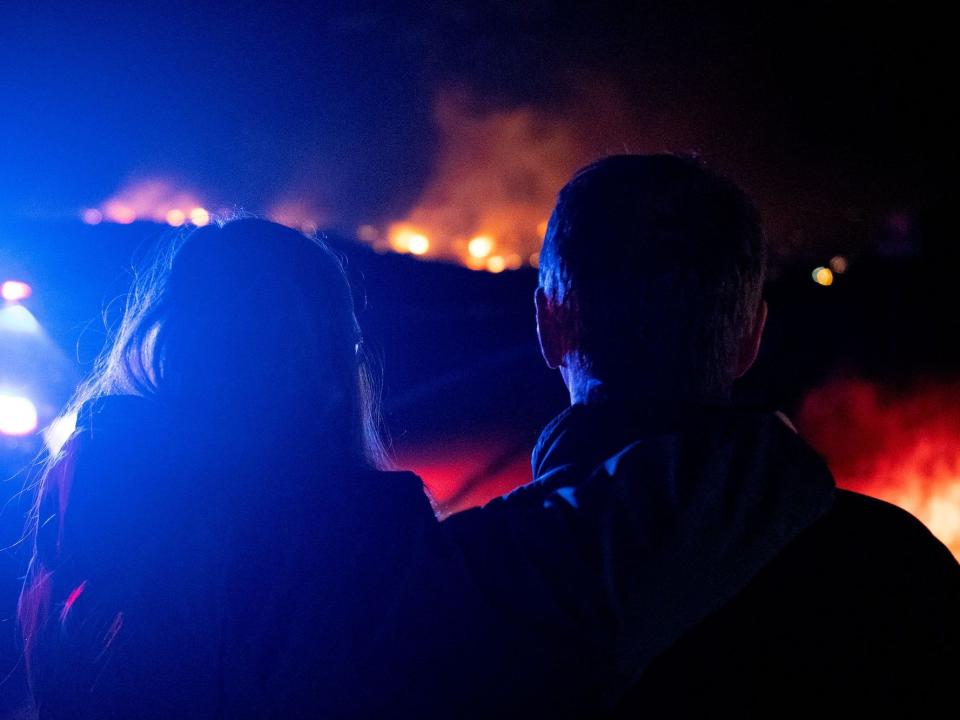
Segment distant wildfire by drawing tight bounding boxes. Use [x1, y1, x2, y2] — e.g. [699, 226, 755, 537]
[366, 91, 603, 271]
[83, 178, 212, 228]
[84, 85, 672, 272]
[797, 379, 960, 560]
[364, 85, 653, 271]
[84, 119, 569, 266]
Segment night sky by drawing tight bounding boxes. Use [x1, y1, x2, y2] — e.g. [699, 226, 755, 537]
[1, 1, 954, 257]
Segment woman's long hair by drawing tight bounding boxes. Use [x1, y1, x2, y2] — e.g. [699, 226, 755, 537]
[18, 218, 388, 676]
[66, 217, 385, 464]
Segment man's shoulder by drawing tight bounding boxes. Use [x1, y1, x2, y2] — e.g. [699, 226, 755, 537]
[750, 487, 960, 617]
[814, 489, 957, 568]
[830, 488, 931, 532]
[623, 488, 960, 717]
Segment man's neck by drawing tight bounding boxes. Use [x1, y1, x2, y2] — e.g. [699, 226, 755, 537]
[564, 369, 605, 406]
[563, 367, 727, 412]
[565, 369, 662, 408]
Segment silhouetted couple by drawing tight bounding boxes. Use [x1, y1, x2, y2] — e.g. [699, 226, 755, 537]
[15, 156, 959, 718]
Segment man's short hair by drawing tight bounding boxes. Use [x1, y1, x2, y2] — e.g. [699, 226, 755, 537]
[540, 154, 766, 400]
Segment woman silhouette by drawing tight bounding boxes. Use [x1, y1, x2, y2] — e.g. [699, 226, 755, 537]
[19, 219, 437, 717]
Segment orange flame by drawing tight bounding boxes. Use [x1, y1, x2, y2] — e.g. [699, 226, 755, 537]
[366, 86, 639, 269]
[797, 379, 960, 559]
[91, 179, 209, 227]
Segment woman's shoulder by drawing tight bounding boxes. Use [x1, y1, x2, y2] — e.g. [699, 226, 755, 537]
[74, 394, 165, 435]
[43, 396, 188, 542]
[362, 468, 424, 486]
[351, 468, 439, 522]
[62, 395, 169, 472]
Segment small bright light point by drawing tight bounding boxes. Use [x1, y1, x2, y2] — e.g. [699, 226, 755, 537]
[2, 280, 32, 302]
[165, 209, 186, 227]
[830, 255, 849, 274]
[190, 207, 210, 226]
[388, 226, 430, 255]
[407, 234, 430, 255]
[812, 266, 834, 286]
[43, 411, 78, 455]
[487, 256, 506, 273]
[0, 395, 38, 436]
[468, 236, 494, 259]
[81, 208, 103, 225]
[0, 305, 41, 333]
[390, 226, 430, 255]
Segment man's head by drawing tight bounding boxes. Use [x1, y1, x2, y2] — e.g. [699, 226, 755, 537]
[536, 154, 767, 405]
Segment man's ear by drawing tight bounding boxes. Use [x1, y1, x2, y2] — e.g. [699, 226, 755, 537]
[733, 300, 768, 379]
[535, 287, 564, 369]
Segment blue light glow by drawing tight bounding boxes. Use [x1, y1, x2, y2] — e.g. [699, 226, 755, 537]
[0, 305, 41, 334]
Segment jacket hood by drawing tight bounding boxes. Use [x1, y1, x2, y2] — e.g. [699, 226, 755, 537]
[533, 401, 834, 521]
[526, 400, 836, 702]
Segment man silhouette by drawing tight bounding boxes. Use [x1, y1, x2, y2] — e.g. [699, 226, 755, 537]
[530, 154, 960, 716]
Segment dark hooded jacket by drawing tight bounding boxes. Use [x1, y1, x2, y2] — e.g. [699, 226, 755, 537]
[21, 396, 836, 718]
[527, 401, 960, 718]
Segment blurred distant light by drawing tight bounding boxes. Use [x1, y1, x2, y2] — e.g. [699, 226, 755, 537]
[0, 305, 41, 333]
[829, 255, 849, 274]
[356, 224, 379, 243]
[812, 266, 834, 286]
[537, 220, 549, 238]
[105, 203, 136, 224]
[81, 208, 103, 225]
[43, 411, 78, 455]
[487, 256, 506, 273]
[2, 280, 32, 302]
[408, 234, 430, 255]
[468, 236, 494, 259]
[505, 254, 523, 270]
[0, 395, 38, 436]
[190, 207, 210, 226]
[389, 226, 430, 255]
[165, 209, 186, 227]
[529, 252, 540, 268]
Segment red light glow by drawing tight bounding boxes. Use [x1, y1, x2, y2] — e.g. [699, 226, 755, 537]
[798, 379, 960, 560]
[393, 437, 530, 518]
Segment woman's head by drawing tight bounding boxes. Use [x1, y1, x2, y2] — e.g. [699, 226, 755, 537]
[18, 220, 386, 684]
[76, 218, 385, 467]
